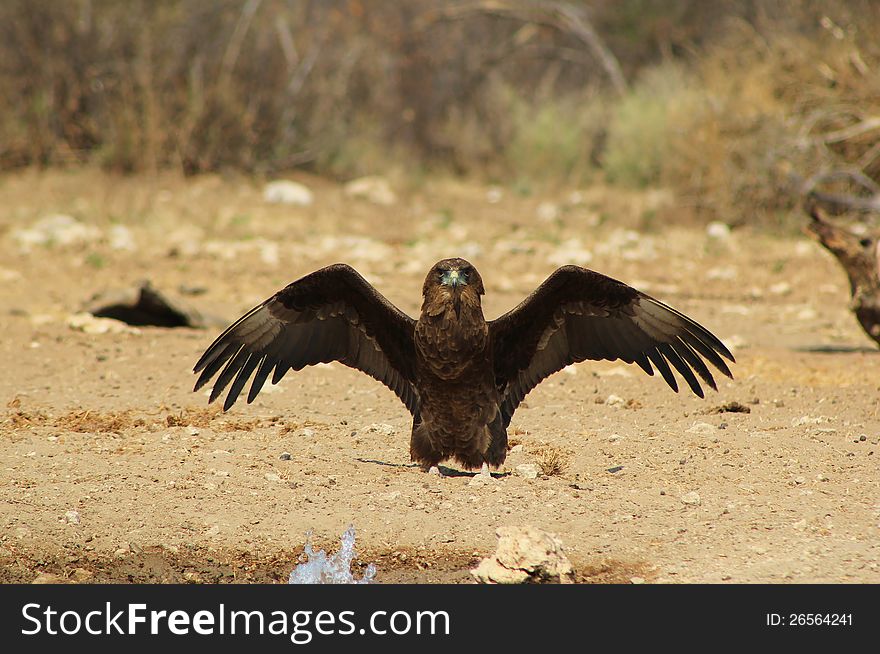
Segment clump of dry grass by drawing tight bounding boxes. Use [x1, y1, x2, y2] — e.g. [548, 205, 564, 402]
[529, 443, 572, 477]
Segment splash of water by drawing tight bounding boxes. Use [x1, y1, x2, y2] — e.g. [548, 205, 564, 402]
[288, 525, 376, 584]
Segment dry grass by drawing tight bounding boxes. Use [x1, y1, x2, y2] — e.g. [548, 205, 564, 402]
[529, 443, 572, 477]
[56, 409, 145, 434]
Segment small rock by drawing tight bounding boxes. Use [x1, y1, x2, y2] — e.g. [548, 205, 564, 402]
[13, 214, 102, 251]
[64, 510, 81, 525]
[681, 491, 701, 506]
[279, 452, 292, 460]
[297, 428, 315, 438]
[706, 221, 731, 240]
[264, 472, 281, 482]
[108, 225, 136, 251]
[471, 526, 574, 584]
[536, 201, 559, 222]
[605, 394, 626, 407]
[263, 180, 314, 206]
[546, 238, 593, 267]
[366, 423, 395, 436]
[343, 176, 396, 205]
[67, 312, 139, 335]
[70, 568, 94, 583]
[687, 422, 717, 435]
[486, 187, 503, 204]
[629, 576, 646, 584]
[515, 464, 540, 479]
[509, 444, 524, 454]
[32, 572, 65, 585]
[769, 282, 792, 296]
[468, 473, 497, 487]
[707, 265, 738, 281]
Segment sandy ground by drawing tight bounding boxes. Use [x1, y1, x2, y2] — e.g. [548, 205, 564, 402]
[0, 169, 877, 584]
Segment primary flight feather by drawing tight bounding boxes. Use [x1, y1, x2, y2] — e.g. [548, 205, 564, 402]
[193, 259, 734, 471]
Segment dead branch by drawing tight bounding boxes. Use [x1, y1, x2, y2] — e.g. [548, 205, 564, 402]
[421, 0, 628, 94]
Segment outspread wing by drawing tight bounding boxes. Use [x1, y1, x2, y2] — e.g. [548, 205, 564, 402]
[193, 264, 419, 413]
[489, 265, 734, 425]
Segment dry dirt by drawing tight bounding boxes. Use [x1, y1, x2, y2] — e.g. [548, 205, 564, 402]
[0, 169, 878, 584]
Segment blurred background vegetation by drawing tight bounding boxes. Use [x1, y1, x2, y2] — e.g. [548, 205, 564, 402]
[1, 0, 879, 226]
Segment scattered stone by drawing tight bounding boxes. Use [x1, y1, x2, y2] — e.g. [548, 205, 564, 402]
[366, 423, 395, 436]
[297, 428, 315, 438]
[769, 282, 792, 296]
[606, 465, 624, 474]
[468, 473, 497, 487]
[486, 187, 503, 204]
[681, 491, 702, 506]
[471, 526, 574, 584]
[67, 312, 140, 335]
[687, 422, 717, 435]
[794, 476, 806, 485]
[63, 510, 81, 525]
[12, 214, 102, 250]
[32, 572, 65, 585]
[343, 176, 396, 205]
[605, 394, 626, 407]
[70, 568, 94, 583]
[108, 225, 136, 251]
[263, 180, 314, 206]
[546, 238, 593, 267]
[536, 201, 559, 222]
[279, 452, 292, 460]
[630, 576, 646, 584]
[796, 307, 817, 321]
[515, 464, 540, 479]
[509, 444, 524, 454]
[265, 472, 282, 483]
[706, 221, 731, 240]
[707, 265, 738, 281]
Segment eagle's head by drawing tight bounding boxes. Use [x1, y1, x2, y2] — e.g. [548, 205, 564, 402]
[422, 258, 485, 317]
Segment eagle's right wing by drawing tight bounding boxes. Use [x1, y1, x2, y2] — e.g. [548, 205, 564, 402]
[193, 264, 419, 414]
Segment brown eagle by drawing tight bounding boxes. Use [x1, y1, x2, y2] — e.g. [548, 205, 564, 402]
[193, 259, 734, 473]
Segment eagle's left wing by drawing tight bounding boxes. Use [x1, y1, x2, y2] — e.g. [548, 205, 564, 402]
[489, 266, 734, 426]
[193, 264, 419, 413]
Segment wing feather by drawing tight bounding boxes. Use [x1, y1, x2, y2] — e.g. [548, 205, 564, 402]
[193, 264, 418, 414]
